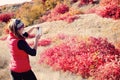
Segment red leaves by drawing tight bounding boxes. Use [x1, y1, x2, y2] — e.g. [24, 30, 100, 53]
[96, 4, 120, 19]
[39, 36, 120, 78]
[41, 0, 46, 3]
[86, 0, 120, 20]
[3, 28, 10, 34]
[0, 36, 7, 41]
[79, 0, 94, 5]
[65, 15, 79, 23]
[99, 0, 120, 6]
[28, 34, 35, 38]
[52, 3, 69, 14]
[70, 0, 78, 3]
[40, 3, 79, 23]
[93, 61, 120, 80]
[38, 39, 51, 46]
[0, 13, 14, 23]
[28, 38, 51, 47]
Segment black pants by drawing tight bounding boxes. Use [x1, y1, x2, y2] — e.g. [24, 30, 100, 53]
[11, 70, 37, 80]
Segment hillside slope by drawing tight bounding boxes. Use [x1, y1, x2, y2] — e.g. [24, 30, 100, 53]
[1, 13, 120, 80]
[40, 13, 120, 45]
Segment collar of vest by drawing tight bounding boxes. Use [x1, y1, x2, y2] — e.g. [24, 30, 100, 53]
[9, 32, 18, 39]
[9, 32, 25, 40]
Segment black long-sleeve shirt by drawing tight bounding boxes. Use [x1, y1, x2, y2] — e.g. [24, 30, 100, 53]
[17, 32, 36, 56]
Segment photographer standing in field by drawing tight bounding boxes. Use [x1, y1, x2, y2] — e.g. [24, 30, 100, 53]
[7, 18, 41, 80]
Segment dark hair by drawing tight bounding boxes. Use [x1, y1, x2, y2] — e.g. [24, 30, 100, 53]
[8, 19, 24, 39]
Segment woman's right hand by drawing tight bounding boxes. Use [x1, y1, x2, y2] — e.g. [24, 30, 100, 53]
[35, 34, 41, 42]
[34, 24, 41, 28]
[33, 34, 41, 50]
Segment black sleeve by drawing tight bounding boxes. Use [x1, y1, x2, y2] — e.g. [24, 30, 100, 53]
[18, 40, 36, 56]
[23, 32, 29, 38]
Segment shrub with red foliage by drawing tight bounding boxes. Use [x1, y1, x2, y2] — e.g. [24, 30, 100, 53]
[64, 15, 79, 23]
[70, 0, 78, 3]
[39, 36, 120, 78]
[93, 61, 120, 80]
[79, 0, 94, 6]
[38, 39, 51, 46]
[41, 0, 46, 3]
[40, 3, 79, 23]
[87, 0, 120, 19]
[52, 3, 69, 14]
[0, 36, 7, 41]
[3, 28, 9, 34]
[28, 41, 34, 46]
[0, 13, 14, 23]
[57, 33, 68, 40]
[28, 38, 51, 47]
[85, 7, 96, 14]
[28, 34, 35, 38]
[99, 0, 120, 6]
[96, 4, 120, 19]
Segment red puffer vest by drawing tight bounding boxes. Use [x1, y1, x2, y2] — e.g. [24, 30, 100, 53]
[7, 32, 31, 73]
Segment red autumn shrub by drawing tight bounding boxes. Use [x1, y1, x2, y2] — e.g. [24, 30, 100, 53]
[39, 36, 120, 78]
[38, 39, 51, 46]
[93, 61, 120, 80]
[28, 41, 34, 46]
[28, 38, 51, 47]
[79, 0, 94, 6]
[0, 13, 14, 23]
[40, 3, 79, 23]
[3, 27, 9, 34]
[41, 0, 46, 3]
[96, 4, 120, 19]
[87, 1, 120, 19]
[52, 3, 69, 14]
[28, 34, 35, 38]
[85, 7, 97, 14]
[57, 33, 68, 40]
[41, 11, 79, 23]
[0, 36, 7, 41]
[99, 0, 120, 6]
[70, 0, 78, 3]
[64, 15, 79, 23]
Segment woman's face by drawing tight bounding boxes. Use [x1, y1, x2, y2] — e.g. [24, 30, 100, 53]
[18, 26, 24, 35]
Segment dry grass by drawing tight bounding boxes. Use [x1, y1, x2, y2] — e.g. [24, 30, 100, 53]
[1, 9, 120, 80]
[0, 40, 10, 80]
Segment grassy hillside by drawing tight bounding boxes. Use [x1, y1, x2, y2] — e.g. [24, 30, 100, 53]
[1, 0, 120, 80]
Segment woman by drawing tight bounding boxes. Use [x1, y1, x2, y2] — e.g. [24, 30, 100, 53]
[7, 19, 41, 80]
